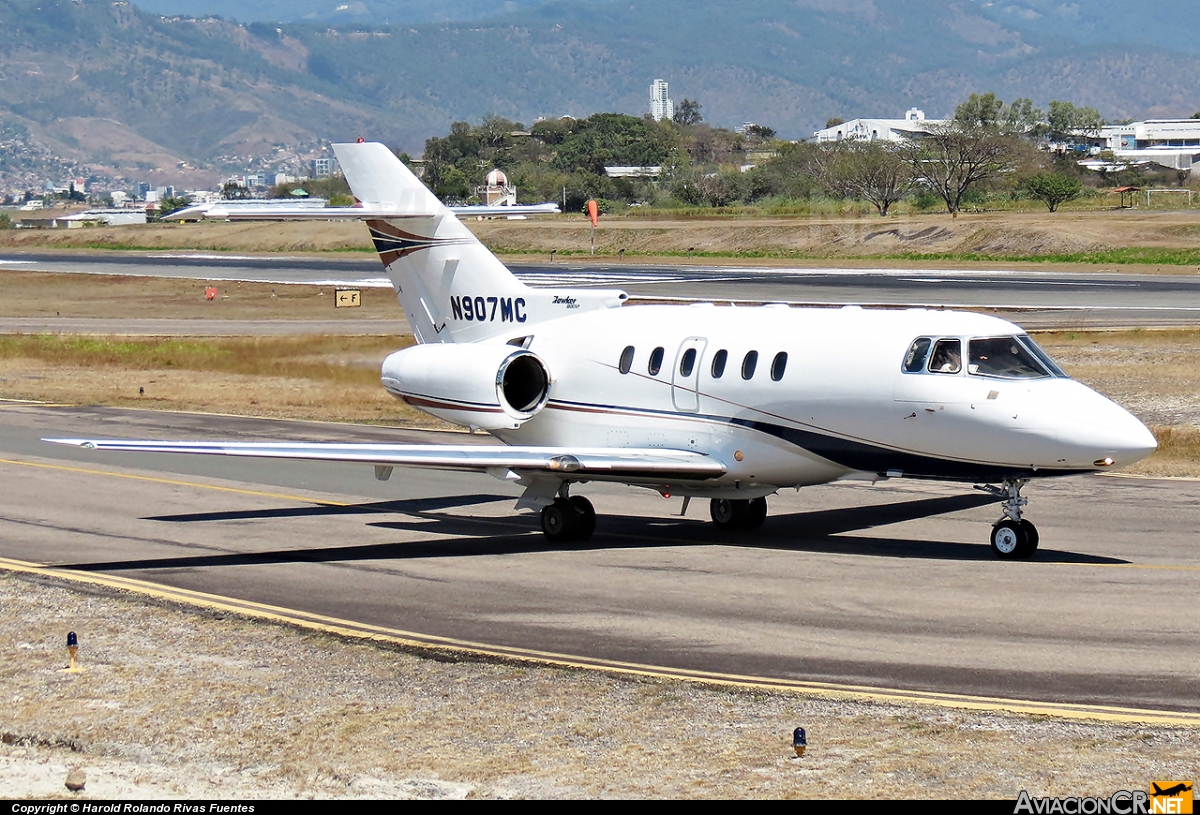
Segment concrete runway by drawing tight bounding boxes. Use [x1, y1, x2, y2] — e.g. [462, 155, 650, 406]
[2, 404, 1197, 714]
[5, 250, 1200, 328]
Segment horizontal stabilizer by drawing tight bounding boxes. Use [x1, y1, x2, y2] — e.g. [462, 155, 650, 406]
[44, 439, 725, 482]
[163, 202, 561, 221]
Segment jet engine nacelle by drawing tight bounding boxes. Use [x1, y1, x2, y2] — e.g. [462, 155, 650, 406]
[380, 343, 551, 430]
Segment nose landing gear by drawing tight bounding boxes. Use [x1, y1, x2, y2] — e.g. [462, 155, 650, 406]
[981, 479, 1039, 560]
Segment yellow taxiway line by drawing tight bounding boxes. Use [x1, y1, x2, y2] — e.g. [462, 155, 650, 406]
[3, 454, 1200, 725]
[2, 554, 1198, 727]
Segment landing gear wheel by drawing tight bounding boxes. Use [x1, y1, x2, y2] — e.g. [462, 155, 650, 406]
[744, 497, 768, 529]
[990, 520, 1030, 560]
[1019, 519, 1039, 556]
[710, 498, 767, 530]
[568, 495, 596, 541]
[710, 498, 745, 529]
[541, 501, 578, 542]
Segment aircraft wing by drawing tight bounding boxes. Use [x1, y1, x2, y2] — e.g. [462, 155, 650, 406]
[42, 439, 725, 482]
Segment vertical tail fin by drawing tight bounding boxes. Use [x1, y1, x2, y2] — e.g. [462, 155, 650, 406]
[333, 141, 532, 344]
[334, 141, 627, 344]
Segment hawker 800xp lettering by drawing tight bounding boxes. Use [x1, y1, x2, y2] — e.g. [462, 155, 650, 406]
[48, 141, 1158, 558]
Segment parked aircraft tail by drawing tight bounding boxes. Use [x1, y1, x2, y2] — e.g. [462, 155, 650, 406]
[333, 141, 626, 344]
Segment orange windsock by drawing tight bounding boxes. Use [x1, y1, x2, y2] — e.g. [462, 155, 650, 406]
[587, 199, 599, 228]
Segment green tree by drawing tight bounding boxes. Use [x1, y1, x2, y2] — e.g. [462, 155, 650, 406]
[221, 182, 252, 200]
[1046, 101, 1104, 143]
[901, 123, 1024, 213]
[1022, 172, 1083, 212]
[0, 213, 14, 230]
[673, 98, 703, 126]
[955, 93, 1042, 134]
[157, 195, 193, 218]
[817, 141, 914, 216]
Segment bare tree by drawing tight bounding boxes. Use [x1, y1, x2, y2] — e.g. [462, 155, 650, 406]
[901, 123, 1023, 213]
[816, 141, 914, 216]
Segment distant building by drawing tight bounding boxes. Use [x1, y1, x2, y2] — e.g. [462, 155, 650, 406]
[813, 108, 943, 143]
[60, 208, 148, 227]
[311, 157, 338, 178]
[477, 169, 516, 206]
[604, 166, 662, 179]
[649, 79, 674, 122]
[1090, 120, 1200, 174]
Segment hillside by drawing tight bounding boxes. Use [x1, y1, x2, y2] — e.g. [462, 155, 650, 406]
[1, 0, 1198, 187]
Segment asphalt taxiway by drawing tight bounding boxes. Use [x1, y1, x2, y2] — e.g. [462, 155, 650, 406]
[5, 250, 1200, 329]
[2, 404, 1197, 717]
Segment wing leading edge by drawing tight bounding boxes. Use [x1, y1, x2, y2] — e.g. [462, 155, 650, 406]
[42, 439, 726, 482]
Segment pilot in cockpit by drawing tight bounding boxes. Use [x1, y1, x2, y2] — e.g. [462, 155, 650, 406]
[929, 340, 961, 373]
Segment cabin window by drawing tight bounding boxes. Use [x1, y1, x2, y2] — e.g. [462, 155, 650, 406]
[711, 349, 728, 379]
[648, 346, 665, 376]
[741, 350, 758, 380]
[679, 347, 697, 378]
[927, 339, 961, 374]
[770, 352, 788, 381]
[618, 345, 635, 374]
[968, 336, 1052, 379]
[903, 337, 932, 373]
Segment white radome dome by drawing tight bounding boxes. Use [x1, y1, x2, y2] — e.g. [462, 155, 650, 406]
[486, 169, 507, 186]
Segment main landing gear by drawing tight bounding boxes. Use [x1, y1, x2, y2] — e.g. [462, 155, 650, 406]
[709, 497, 768, 530]
[540, 484, 596, 543]
[982, 478, 1039, 560]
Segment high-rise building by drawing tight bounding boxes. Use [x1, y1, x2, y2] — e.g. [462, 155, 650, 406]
[649, 79, 674, 122]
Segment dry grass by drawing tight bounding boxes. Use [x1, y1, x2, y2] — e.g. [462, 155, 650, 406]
[0, 334, 438, 426]
[6, 209, 1200, 267]
[0, 271, 398, 322]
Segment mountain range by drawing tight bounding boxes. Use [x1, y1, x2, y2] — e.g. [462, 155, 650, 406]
[1, 0, 1197, 187]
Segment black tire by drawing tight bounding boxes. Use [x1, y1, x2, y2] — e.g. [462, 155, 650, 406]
[990, 519, 1029, 560]
[744, 497, 768, 529]
[710, 498, 742, 528]
[568, 495, 596, 541]
[1018, 519, 1040, 557]
[541, 501, 578, 542]
[711, 498, 761, 529]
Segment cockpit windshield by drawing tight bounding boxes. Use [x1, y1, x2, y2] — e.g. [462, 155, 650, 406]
[1016, 334, 1068, 378]
[968, 336, 1065, 379]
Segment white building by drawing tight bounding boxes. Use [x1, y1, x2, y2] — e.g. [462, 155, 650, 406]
[813, 108, 944, 143]
[1092, 120, 1200, 173]
[649, 79, 674, 122]
[477, 169, 516, 206]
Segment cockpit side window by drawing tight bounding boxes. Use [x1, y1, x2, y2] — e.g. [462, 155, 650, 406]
[928, 338, 961, 374]
[968, 336, 1051, 379]
[903, 337, 932, 373]
[1017, 335, 1068, 378]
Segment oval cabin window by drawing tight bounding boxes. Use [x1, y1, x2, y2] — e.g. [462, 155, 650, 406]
[679, 348, 696, 377]
[648, 346, 665, 376]
[618, 345, 635, 374]
[771, 352, 788, 381]
[711, 349, 728, 379]
[742, 350, 758, 380]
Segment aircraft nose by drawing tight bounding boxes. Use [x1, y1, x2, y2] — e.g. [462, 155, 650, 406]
[1057, 390, 1157, 469]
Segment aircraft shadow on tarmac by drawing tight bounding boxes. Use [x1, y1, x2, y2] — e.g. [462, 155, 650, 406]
[65, 491, 1126, 572]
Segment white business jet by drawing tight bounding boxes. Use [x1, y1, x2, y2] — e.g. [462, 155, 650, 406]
[47, 141, 1158, 559]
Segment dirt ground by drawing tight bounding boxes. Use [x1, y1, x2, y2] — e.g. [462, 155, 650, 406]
[2, 572, 1196, 800]
[3, 208, 1200, 267]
